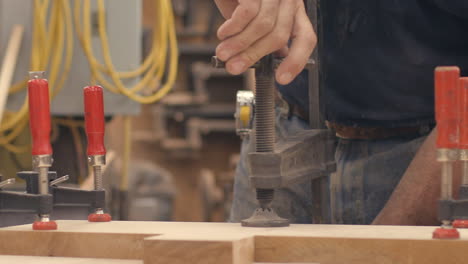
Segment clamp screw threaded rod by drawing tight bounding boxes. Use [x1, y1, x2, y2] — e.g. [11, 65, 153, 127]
[94, 166, 103, 190]
[253, 55, 276, 208]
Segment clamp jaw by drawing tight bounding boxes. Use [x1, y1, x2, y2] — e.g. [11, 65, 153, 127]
[19, 171, 106, 219]
[0, 173, 54, 228]
[0, 172, 107, 228]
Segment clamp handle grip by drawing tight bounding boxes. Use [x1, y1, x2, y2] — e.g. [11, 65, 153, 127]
[84, 85, 106, 156]
[28, 72, 52, 156]
[459, 77, 468, 149]
[435, 66, 460, 149]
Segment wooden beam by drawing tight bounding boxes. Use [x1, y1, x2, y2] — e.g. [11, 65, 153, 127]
[144, 234, 254, 264]
[0, 220, 468, 264]
[0, 221, 151, 259]
[0, 24, 24, 125]
[0, 255, 142, 264]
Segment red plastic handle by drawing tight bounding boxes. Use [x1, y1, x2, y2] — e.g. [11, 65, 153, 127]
[459, 77, 468, 149]
[28, 77, 52, 156]
[84, 85, 106, 156]
[435, 66, 460, 149]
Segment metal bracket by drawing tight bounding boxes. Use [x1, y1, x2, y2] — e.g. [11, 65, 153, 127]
[18, 171, 106, 213]
[0, 178, 15, 189]
[248, 129, 336, 189]
[52, 187, 105, 212]
[438, 186, 468, 221]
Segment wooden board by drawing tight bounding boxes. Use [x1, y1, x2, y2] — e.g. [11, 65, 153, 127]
[0, 220, 468, 264]
[0, 255, 142, 264]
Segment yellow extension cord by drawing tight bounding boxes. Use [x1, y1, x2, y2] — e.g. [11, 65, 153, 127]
[74, 0, 178, 103]
[0, 1, 178, 192]
[0, 0, 74, 153]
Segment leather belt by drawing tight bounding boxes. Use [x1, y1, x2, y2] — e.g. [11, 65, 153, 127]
[326, 121, 433, 140]
[275, 90, 432, 140]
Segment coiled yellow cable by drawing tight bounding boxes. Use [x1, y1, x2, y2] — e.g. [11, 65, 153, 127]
[0, 0, 73, 153]
[75, 0, 178, 103]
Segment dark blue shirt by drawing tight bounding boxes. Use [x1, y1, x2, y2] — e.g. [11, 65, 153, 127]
[278, 0, 468, 127]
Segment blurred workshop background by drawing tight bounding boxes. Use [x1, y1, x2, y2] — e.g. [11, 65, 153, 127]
[0, 0, 251, 223]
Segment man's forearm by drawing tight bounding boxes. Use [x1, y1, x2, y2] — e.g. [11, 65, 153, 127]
[372, 129, 460, 226]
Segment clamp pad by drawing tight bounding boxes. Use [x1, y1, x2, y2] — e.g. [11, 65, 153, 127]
[88, 213, 112, 222]
[432, 227, 460, 239]
[32, 220, 57, 230]
[453, 219, 468, 228]
[241, 208, 289, 227]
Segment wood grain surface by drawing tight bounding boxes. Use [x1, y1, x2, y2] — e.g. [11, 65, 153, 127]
[1, 220, 468, 264]
[0, 255, 142, 264]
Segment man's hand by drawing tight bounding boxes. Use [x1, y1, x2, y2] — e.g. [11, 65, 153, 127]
[214, 0, 316, 85]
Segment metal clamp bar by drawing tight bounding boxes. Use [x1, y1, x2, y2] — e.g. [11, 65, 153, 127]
[50, 175, 69, 186]
[0, 178, 15, 188]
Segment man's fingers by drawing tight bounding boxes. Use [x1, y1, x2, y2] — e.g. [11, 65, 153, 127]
[216, 0, 316, 81]
[275, 5, 316, 84]
[224, 0, 297, 75]
[214, 0, 238, 19]
[216, 0, 279, 62]
[217, 0, 262, 40]
[276, 46, 289, 57]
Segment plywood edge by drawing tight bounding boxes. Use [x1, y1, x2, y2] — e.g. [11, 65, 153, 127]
[3, 221, 468, 264]
[254, 235, 468, 264]
[143, 234, 255, 264]
[0, 255, 143, 264]
[0, 231, 151, 259]
[232, 237, 255, 264]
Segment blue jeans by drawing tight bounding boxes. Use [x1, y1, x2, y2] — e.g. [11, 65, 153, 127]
[229, 109, 427, 224]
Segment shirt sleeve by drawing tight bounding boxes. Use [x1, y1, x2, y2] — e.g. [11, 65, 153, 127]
[431, 0, 468, 19]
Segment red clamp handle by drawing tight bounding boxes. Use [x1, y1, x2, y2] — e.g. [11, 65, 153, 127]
[435, 66, 460, 149]
[84, 85, 106, 156]
[28, 74, 52, 156]
[459, 77, 468, 149]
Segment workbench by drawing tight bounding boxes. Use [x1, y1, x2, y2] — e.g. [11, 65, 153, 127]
[0, 220, 466, 264]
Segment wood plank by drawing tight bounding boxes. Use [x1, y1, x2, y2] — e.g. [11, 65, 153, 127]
[1, 221, 468, 264]
[254, 224, 467, 263]
[144, 235, 254, 264]
[0, 221, 158, 259]
[255, 236, 467, 264]
[0, 255, 142, 264]
[0, 230, 147, 260]
[0, 24, 23, 125]
[0, 221, 254, 260]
